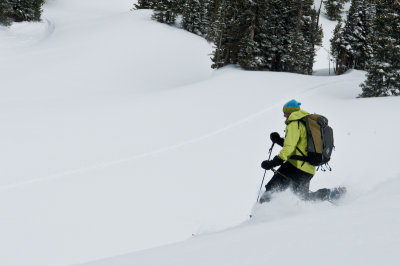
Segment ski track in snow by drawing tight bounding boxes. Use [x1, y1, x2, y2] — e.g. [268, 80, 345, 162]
[0, 78, 359, 192]
[0, 18, 55, 50]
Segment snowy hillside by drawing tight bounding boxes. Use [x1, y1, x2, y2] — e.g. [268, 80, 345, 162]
[0, 1, 399, 266]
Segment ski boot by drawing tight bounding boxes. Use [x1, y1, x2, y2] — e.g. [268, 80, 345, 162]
[259, 191, 272, 204]
[329, 186, 347, 201]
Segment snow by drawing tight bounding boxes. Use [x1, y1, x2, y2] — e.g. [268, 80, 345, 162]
[0, 1, 399, 266]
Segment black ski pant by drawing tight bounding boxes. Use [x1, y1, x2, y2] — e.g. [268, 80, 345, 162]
[259, 162, 330, 203]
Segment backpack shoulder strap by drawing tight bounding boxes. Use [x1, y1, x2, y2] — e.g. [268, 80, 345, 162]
[289, 116, 308, 165]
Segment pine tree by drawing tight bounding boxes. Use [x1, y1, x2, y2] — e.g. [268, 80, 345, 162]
[259, 0, 288, 71]
[237, 6, 261, 70]
[174, 0, 185, 14]
[218, 0, 285, 71]
[134, 0, 157, 9]
[206, 0, 223, 42]
[152, 0, 178, 24]
[248, 0, 322, 74]
[208, 0, 227, 68]
[0, 0, 14, 26]
[10, 0, 44, 22]
[202, 0, 216, 36]
[210, 0, 250, 69]
[324, 0, 345, 21]
[182, 0, 205, 35]
[211, 0, 322, 73]
[330, 20, 344, 73]
[285, 0, 323, 74]
[307, 0, 324, 72]
[360, 0, 400, 97]
[330, 0, 375, 74]
[237, 0, 286, 71]
[1, 0, 44, 25]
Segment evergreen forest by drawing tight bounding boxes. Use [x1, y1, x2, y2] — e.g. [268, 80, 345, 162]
[136, 0, 399, 97]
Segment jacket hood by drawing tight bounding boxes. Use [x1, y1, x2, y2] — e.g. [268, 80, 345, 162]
[285, 109, 310, 124]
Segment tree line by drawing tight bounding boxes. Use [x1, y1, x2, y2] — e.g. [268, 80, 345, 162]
[136, 0, 399, 97]
[136, 0, 323, 75]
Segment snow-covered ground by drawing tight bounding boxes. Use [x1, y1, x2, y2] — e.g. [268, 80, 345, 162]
[0, 1, 399, 266]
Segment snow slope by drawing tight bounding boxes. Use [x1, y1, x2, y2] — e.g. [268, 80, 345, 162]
[0, 1, 399, 266]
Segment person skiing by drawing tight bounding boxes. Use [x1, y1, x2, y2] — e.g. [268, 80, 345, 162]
[259, 99, 345, 203]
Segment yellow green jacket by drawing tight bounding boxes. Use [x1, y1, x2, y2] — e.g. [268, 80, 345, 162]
[278, 110, 316, 175]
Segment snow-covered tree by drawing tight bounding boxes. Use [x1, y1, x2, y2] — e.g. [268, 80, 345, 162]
[206, 0, 223, 42]
[257, 0, 288, 71]
[182, 0, 207, 36]
[238, 6, 261, 70]
[212, 0, 321, 73]
[202, 0, 216, 35]
[284, 0, 323, 74]
[210, 0, 251, 69]
[324, 0, 345, 21]
[360, 0, 400, 97]
[330, 21, 343, 73]
[152, 0, 178, 24]
[174, 0, 186, 14]
[0, 0, 14, 26]
[134, 0, 157, 9]
[236, 0, 284, 71]
[330, 0, 375, 74]
[10, 0, 44, 22]
[1, 0, 44, 25]
[208, 0, 226, 67]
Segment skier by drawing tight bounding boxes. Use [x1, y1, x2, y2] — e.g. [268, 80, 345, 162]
[259, 99, 345, 203]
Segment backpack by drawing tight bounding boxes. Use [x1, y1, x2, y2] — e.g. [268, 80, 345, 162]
[291, 114, 334, 167]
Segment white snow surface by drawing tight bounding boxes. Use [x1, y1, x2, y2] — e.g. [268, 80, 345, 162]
[0, 1, 399, 266]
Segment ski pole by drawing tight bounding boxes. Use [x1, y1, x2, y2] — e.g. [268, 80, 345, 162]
[270, 168, 289, 180]
[256, 142, 275, 203]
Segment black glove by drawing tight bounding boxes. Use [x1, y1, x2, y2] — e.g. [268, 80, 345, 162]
[270, 132, 284, 147]
[261, 156, 284, 170]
